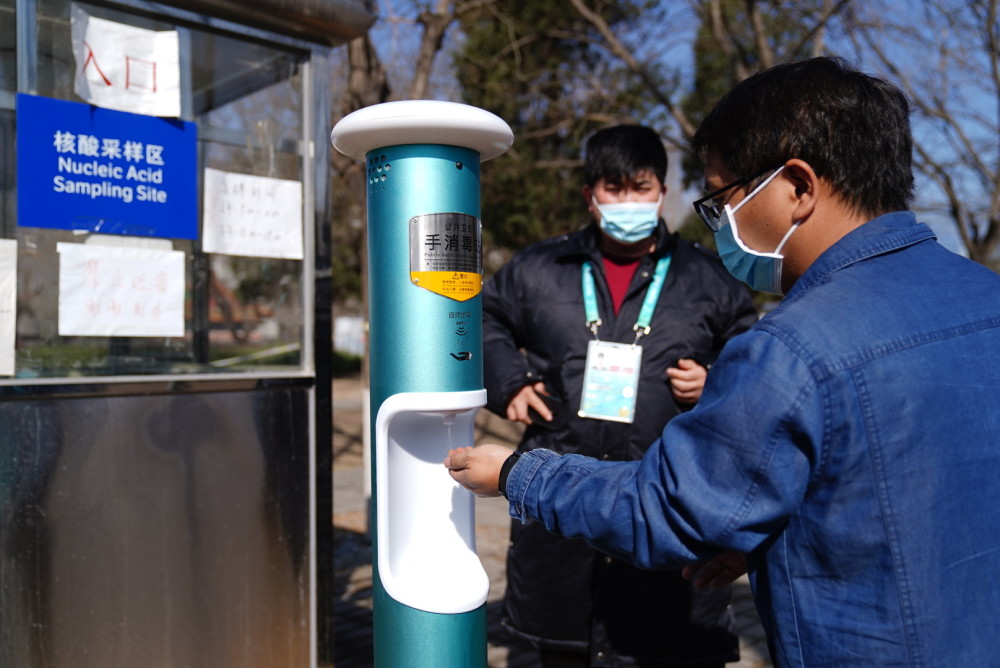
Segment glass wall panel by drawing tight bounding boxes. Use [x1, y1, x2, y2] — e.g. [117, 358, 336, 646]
[5, 0, 309, 378]
[0, 0, 14, 94]
[1, 1, 15, 236]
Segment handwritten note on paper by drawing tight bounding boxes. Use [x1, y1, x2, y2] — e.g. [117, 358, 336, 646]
[71, 3, 181, 117]
[202, 168, 304, 260]
[57, 242, 184, 337]
[0, 240, 16, 376]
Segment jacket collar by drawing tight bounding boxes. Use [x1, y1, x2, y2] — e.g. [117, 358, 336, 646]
[554, 219, 676, 265]
[787, 211, 937, 298]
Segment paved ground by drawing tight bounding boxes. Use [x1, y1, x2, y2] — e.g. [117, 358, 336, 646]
[332, 376, 772, 667]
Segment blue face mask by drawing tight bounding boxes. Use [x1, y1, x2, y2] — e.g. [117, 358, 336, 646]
[592, 194, 662, 244]
[713, 167, 800, 295]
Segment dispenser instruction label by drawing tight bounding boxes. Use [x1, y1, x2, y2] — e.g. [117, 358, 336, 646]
[409, 213, 482, 302]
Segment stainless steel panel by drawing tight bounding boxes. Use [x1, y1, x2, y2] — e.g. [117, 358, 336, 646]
[0, 387, 311, 667]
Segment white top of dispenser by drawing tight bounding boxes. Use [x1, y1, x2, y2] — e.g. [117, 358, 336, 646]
[331, 100, 513, 161]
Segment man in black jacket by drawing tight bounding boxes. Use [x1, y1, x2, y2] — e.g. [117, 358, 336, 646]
[483, 125, 758, 667]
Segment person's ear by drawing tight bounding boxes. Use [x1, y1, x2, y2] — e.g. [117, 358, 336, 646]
[582, 184, 595, 211]
[783, 159, 819, 222]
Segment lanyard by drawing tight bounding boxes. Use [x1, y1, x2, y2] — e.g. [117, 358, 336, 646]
[581, 253, 672, 344]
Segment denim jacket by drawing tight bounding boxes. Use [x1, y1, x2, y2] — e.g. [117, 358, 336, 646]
[504, 212, 1000, 667]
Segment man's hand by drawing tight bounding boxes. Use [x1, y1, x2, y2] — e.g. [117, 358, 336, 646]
[506, 382, 553, 425]
[666, 358, 708, 405]
[681, 551, 746, 589]
[445, 444, 513, 497]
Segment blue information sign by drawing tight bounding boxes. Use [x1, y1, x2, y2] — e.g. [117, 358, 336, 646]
[16, 93, 198, 239]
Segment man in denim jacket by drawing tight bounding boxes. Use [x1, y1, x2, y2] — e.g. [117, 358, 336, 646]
[447, 57, 1000, 667]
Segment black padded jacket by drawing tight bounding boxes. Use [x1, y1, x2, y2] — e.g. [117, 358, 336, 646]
[483, 220, 757, 665]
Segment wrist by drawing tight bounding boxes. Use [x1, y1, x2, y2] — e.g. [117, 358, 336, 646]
[498, 451, 522, 499]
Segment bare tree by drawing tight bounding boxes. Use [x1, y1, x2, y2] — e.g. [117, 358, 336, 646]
[568, 0, 698, 140]
[564, 0, 999, 267]
[330, 1, 487, 312]
[849, 0, 1000, 269]
[408, 0, 489, 98]
[566, 0, 854, 154]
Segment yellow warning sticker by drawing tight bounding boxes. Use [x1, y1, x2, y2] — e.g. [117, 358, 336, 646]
[410, 271, 482, 302]
[409, 212, 482, 302]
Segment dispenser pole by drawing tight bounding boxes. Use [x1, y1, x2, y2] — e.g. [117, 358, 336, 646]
[332, 101, 513, 667]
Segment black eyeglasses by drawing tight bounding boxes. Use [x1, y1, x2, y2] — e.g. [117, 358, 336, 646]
[692, 166, 782, 232]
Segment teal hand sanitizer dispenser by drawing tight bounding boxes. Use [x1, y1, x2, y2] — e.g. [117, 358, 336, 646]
[331, 101, 513, 667]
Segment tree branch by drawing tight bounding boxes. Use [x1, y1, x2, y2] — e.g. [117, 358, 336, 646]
[569, 0, 697, 138]
[745, 0, 775, 69]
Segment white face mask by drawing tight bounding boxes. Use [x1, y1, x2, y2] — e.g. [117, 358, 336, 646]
[592, 193, 663, 244]
[713, 167, 800, 294]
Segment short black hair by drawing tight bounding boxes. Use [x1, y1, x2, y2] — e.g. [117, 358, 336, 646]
[691, 57, 914, 218]
[584, 125, 667, 187]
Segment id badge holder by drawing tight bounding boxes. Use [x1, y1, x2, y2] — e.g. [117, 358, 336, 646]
[578, 339, 643, 424]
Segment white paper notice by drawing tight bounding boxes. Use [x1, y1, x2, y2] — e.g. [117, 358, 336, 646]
[0, 240, 16, 376]
[57, 243, 184, 337]
[71, 3, 181, 118]
[202, 168, 305, 260]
